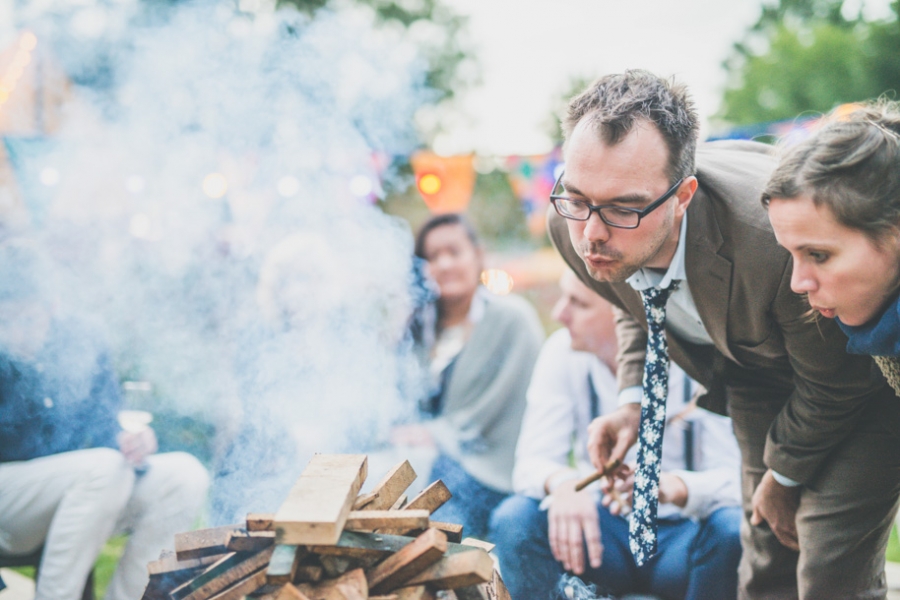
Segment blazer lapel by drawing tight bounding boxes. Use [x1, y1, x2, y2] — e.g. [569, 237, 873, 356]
[685, 189, 739, 364]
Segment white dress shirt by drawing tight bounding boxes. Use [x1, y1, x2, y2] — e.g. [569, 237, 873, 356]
[513, 328, 742, 520]
[619, 214, 801, 487]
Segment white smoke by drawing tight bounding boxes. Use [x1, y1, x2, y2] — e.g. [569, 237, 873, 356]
[4, 0, 435, 522]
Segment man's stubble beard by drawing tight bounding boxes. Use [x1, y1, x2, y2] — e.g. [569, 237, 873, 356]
[576, 208, 675, 283]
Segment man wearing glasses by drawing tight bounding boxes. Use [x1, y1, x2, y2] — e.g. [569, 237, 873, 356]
[546, 70, 900, 599]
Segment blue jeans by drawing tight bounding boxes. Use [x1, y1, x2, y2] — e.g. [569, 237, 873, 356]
[489, 495, 742, 600]
[429, 454, 509, 540]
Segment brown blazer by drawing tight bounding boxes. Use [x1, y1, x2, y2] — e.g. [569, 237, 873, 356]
[548, 139, 893, 485]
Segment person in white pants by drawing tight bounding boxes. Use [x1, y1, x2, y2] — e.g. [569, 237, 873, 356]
[0, 241, 209, 600]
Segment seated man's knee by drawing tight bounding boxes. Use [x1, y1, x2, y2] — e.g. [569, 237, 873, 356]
[71, 447, 135, 512]
[700, 506, 743, 558]
[146, 452, 210, 507]
[489, 495, 545, 546]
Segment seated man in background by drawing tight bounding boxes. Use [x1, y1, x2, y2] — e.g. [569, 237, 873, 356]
[490, 270, 742, 600]
[0, 241, 209, 600]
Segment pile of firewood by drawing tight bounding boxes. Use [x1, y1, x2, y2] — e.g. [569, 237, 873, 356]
[141, 454, 511, 600]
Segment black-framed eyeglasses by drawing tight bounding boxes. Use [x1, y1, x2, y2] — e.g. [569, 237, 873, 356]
[549, 170, 684, 229]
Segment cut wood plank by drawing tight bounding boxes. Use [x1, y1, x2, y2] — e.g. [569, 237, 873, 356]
[389, 495, 408, 510]
[492, 569, 511, 600]
[274, 454, 368, 545]
[247, 514, 275, 532]
[225, 530, 275, 552]
[404, 521, 462, 543]
[392, 587, 435, 600]
[175, 525, 242, 561]
[296, 567, 368, 600]
[172, 546, 274, 600]
[309, 531, 416, 560]
[266, 545, 304, 584]
[206, 567, 266, 600]
[362, 460, 417, 511]
[352, 492, 378, 511]
[148, 550, 223, 577]
[459, 539, 494, 553]
[404, 548, 493, 590]
[404, 481, 452, 514]
[367, 528, 447, 594]
[274, 583, 313, 600]
[344, 510, 429, 533]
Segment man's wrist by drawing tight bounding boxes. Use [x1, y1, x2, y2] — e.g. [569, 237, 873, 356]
[771, 470, 802, 488]
[544, 469, 580, 495]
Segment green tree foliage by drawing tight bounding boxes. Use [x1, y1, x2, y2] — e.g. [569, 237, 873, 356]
[719, 0, 900, 126]
[277, 0, 473, 105]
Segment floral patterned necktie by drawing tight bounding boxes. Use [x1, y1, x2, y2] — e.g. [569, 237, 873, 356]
[630, 283, 677, 566]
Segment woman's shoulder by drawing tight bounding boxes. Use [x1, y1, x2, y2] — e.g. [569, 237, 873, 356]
[482, 290, 540, 323]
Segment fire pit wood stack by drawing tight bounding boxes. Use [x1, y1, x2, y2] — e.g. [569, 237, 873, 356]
[142, 454, 511, 600]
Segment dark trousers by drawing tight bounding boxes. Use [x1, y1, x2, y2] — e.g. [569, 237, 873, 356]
[730, 387, 900, 599]
[489, 494, 742, 600]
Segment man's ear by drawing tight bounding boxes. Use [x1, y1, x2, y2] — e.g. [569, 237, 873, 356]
[675, 176, 699, 218]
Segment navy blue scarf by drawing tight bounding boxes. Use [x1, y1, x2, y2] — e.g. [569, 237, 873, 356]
[836, 293, 900, 356]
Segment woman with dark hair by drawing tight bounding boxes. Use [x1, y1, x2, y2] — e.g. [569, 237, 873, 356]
[394, 213, 544, 539]
[763, 101, 900, 395]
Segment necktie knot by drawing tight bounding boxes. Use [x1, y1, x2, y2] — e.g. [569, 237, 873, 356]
[640, 281, 678, 325]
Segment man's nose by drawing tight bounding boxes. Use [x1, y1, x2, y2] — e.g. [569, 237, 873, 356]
[582, 210, 611, 243]
[551, 298, 569, 324]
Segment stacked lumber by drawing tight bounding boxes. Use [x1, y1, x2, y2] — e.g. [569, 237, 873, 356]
[143, 454, 511, 600]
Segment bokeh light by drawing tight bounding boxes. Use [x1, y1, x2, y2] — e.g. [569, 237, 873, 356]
[418, 173, 442, 195]
[481, 268, 514, 295]
[202, 173, 228, 199]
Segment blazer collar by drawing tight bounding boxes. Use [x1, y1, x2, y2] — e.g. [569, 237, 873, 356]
[684, 186, 738, 363]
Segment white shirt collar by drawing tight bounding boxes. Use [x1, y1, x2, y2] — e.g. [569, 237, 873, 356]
[626, 212, 688, 291]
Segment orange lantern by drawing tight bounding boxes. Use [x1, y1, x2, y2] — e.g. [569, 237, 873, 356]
[410, 151, 475, 214]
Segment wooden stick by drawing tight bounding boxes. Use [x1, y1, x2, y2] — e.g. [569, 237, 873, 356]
[224, 530, 275, 552]
[344, 510, 429, 533]
[405, 481, 451, 514]
[573, 459, 621, 492]
[171, 546, 274, 600]
[367, 528, 448, 594]
[274, 454, 368, 545]
[247, 514, 275, 532]
[206, 568, 266, 600]
[174, 525, 242, 561]
[362, 460, 417, 511]
[296, 567, 368, 600]
[404, 548, 493, 590]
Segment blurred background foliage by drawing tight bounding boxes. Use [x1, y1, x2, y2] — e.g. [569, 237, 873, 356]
[278, 0, 477, 111]
[719, 0, 900, 125]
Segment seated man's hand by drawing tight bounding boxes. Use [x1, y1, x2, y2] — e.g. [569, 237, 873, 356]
[118, 427, 158, 467]
[587, 403, 641, 489]
[658, 472, 688, 508]
[750, 469, 800, 551]
[602, 466, 633, 516]
[548, 479, 602, 575]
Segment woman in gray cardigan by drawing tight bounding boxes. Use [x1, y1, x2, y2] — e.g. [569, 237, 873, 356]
[397, 213, 544, 539]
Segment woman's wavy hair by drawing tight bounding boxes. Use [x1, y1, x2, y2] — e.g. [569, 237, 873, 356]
[762, 99, 900, 244]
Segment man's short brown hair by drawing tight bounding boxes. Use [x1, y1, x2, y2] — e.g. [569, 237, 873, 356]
[563, 70, 699, 182]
